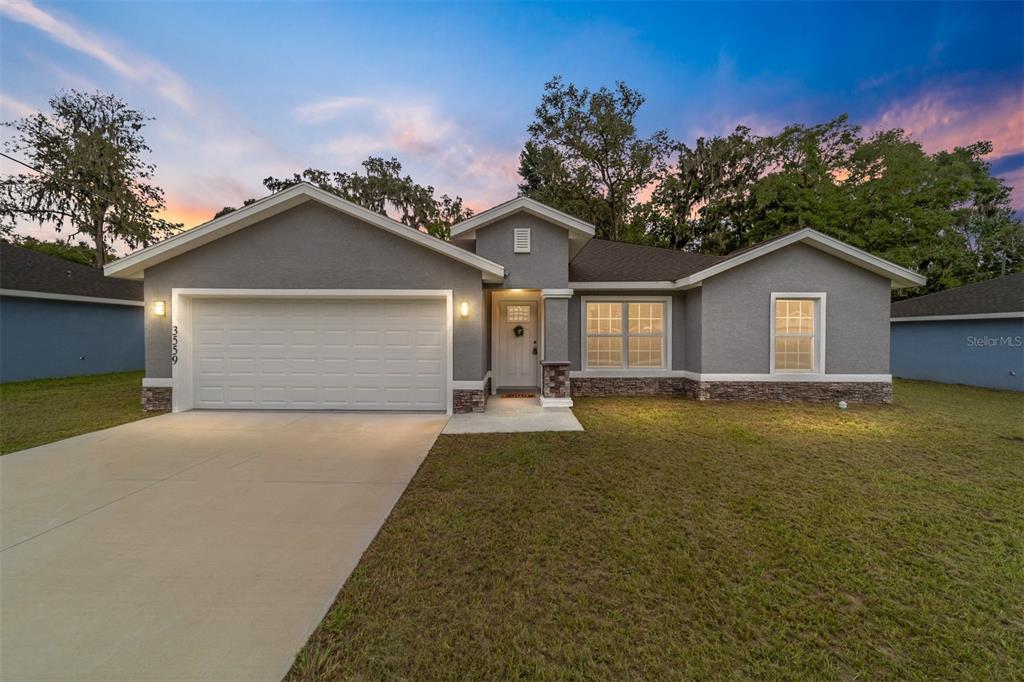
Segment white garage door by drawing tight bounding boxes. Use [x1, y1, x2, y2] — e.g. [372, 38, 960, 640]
[191, 298, 447, 411]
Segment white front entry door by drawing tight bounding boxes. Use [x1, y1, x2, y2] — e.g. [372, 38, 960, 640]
[497, 300, 539, 388]
[190, 298, 446, 411]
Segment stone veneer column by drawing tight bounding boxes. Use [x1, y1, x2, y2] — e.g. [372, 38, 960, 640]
[141, 384, 172, 411]
[540, 289, 574, 406]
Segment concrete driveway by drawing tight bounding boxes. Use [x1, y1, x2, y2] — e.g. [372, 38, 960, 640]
[0, 411, 446, 682]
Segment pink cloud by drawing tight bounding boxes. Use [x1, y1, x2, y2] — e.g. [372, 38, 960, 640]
[296, 94, 522, 212]
[872, 82, 1024, 211]
[873, 84, 1024, 158]
[998, 166, 1024, 212]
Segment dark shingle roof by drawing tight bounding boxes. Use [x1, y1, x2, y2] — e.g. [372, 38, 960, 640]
[0, 243, 143, 301]
[891, 273, 1024, 318]
[569, 239, 726, 282]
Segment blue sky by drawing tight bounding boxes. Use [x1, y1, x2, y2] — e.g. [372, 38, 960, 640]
[2, 1, 1022, 234]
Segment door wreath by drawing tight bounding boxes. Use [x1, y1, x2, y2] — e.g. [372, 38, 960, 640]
[513, 325, 525, 337]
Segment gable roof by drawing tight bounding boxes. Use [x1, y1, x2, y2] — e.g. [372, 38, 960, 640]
[676, 228, 926, 289]
[104, 183, 505, 282]
[891, 272, 1024, 320]
[449, 197, 596, 239]
[1, 243, 143, 302]
[569, 239, 726, 282]
[568, 228, 927, 289]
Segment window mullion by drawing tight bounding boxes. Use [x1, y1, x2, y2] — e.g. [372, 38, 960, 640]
[620, 303, 628, 368]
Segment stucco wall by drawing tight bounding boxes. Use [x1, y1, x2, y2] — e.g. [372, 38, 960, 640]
[543, 297, 570, 362]
[474, 214, 568, 289]
[682, 288, 702, 372]
[699, 243, 891, 374]
[142, 201, 486, 381]
[0, 296, 144, 382]
[891, 318, 1023, 391]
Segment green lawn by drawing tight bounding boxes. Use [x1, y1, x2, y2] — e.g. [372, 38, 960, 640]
[290, 381, 1024, 681]
[0, 371, 157, 454]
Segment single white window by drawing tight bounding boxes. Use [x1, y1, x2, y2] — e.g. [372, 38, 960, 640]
[513, 228, 531, 253]
[771, 295, 824, 373]
[585, 300, 666, 369]
[506, 304, 531, 322]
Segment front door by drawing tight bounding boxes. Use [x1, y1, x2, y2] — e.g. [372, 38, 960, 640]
[497, 300, 539, 389]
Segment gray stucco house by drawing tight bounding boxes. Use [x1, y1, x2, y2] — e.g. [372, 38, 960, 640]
[891, 273, 1023, 392]
[104, 183, 926, 413]
[1, 243, 144, 382]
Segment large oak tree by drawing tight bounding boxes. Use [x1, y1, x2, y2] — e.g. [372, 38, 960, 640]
[1, 91, 180, 267]
[648, 116, 1023, 296]
[518, 76, 672, 242]
[259, 157, 472, 239]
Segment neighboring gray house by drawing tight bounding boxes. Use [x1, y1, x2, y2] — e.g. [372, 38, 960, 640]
[104, 183, 926, 413]
[891, 273, 1023, 392]
[1, 243, 144, 382]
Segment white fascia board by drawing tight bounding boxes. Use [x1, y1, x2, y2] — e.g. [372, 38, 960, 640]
[0, 288, 144, 307]
[697, 373, 892, 383]
[891, 312, 1024, 322]
[540, 288, 574, 299]
[568, 281, 677, 291]
[571, 369, 692, 379]
[673, 229, 927, 289]
[104, 183, 505, 283]
[450, 197, 596, 239]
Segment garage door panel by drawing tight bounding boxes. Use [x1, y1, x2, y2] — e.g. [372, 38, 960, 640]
[191, 298, 447, 411]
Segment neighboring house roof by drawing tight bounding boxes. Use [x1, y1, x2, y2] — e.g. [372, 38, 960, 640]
[569, 239, 726, 282]
[104, 183, 506, 283]
[0, 242, 143, 305]
[569, 228, 927, 289]
[891, 272, 1024, 320]
[449, 197, 596, 239]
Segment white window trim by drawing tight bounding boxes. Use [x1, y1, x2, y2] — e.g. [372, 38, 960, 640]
[770, 292, 826, 375]
[569, 369, 891, 383]
[168, 288, 454, 415]
[580, 295, 672, 371]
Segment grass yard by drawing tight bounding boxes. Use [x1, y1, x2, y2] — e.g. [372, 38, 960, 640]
[290, 381, 1024, 680]
[0, 371, 156, 454]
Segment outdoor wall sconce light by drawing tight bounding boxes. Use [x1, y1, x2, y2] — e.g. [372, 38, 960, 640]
[459, 300, 470, 318]
[153, 300, 166, 317]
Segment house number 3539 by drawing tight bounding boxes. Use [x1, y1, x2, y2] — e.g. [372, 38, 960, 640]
[171, 325, 179, 365]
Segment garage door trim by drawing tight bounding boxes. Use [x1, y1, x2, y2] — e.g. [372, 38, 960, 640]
[169, 288, 453, 414]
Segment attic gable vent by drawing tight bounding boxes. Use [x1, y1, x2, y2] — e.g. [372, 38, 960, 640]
[513, 227, 531, 254]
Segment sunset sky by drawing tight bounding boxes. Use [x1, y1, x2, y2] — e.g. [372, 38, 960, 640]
[2, 0, 1022, 243]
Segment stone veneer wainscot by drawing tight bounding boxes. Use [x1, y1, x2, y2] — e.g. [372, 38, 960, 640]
[570, 377, 891, 403]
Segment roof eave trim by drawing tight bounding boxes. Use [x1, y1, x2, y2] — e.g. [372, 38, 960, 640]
[891, 312, 1023, 322]
[104, 183, 505, 281]
[673, 229, 927, 289]
[568, 280, 678, 290]
[0, 288, 144, 306]
[450, 197, 596, 238]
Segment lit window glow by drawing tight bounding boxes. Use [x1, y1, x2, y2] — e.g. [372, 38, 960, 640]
[585, 301, 665, 368]
[774, 299, 815, 371]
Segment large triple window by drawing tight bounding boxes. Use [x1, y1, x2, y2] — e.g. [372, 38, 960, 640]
[584, 300, 667, 369]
